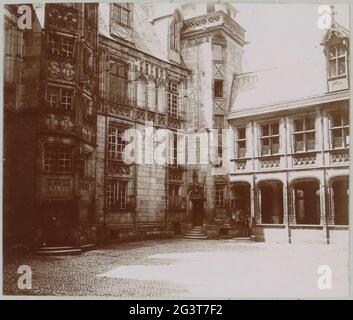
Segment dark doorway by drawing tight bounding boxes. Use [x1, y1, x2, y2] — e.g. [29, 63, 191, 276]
[259, 181, 284, 224]
[231, 183, 251, 214]
[294, 180, 320, 225]
[192, 199, 204, 226]
[40, 203, 75, 246]
[333, 178, 349, 225]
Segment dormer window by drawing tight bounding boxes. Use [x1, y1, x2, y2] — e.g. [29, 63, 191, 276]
[112, 3, 132, 28]
[328, 44, 347, 78]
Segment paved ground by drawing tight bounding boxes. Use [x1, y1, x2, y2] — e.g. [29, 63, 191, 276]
[3, 239, 349, 298]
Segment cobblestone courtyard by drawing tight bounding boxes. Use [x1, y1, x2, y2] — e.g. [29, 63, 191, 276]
[3, 239, 349, 298]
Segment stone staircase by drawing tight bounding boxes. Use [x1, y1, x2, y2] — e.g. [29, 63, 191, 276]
[184, 226, 208, 240]
[35, 244, 95, 256]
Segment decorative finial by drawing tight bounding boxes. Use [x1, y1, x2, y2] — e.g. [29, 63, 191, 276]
[330, 5, 337, 25]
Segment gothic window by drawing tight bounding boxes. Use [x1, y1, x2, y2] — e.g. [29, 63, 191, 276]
[167, 81, 178, 118]
[236, 127, 247, 158]
[43, 145, 72, 173]
[328, 44, 347, 78]
[47, 33, 76, 58]
[61, 88, 74, 111]
[260, 122, 280, 156]
[214, 80, 224, 98]
[47, 86, 59, 109]
[62, 37, 75, 58]
[330, 112, 349, 149]
[215, 184, 225, 208]
[108, 126, 127, 161]
[46, 86, 74, 111]
[109, 61, 128, 105]
[106, 180, 128, 210]
[293, 118, 316, 152]
[48, 34, 60, 55]
[111, 3, 132, 28]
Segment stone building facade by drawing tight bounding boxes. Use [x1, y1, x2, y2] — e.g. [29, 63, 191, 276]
[3, 3, 350, 249]
[228, 11, 350, 243]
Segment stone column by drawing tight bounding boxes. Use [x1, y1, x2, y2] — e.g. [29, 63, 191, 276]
[256, 187, 262, 224]
[283, 184, 289, 224]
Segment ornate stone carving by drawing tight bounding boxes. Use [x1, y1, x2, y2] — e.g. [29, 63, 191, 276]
[46, 5, 79, 32]
[45, 114, 59, 130]
[259, 156, 280, 169]
[62, 62, 75, 81]
[48, 60, 61, 79]
[293, 153, 317, 166]
[331, 150, 349, 163]
[48, 60, 76, 82]
[61, 116, 74, 132]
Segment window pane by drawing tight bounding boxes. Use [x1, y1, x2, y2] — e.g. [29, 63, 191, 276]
[329, 60, 337, 77]
[344, 128, 350, 146]
[338, 57, 346, 75]
[261, 125, 269, 137]
[295, 133, 304, 152]
[271, 123, 279, 135]
[120, 8, 129, 26]
[329, 45, 336, 59]
[261, 138, 270, 155]
[306, 132, 316, 150]
[294, 119, 303, 132]
[306, 118, 315, 130]
[337, 44, 345, 56]
[332, 128, 343, 148]
[332, 114, 342, 127]
[272, 136, 279, 154]
[238, 128, 246, 140]
[238, 141, 246, 158]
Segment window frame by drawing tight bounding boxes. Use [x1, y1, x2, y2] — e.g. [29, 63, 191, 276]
[330, 111, 350, 149]
[43, 145, 73, 173]
[328, 43, 347, 79]
[106, 179, 128, 210]
[111, 3, 132, 29]
[108, 125, 127, 161]
[109, 61, 129, 105]
[167, 81, 179, 118]
[47, 33, 76, 58]
[236, 127, 247, 159]
[46, 86, 75, 111]
[260, 122, 280, 156]
[292, 117, 316, 152]
[215, 184, 226, 208]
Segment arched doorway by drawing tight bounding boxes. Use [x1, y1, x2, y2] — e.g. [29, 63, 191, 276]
[257, 180, 284, 224]
[291, 179, 320, 225]
[230, 182, 251, 215]
[330, 176, 349, 225]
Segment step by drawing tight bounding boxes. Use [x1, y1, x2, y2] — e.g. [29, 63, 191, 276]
[36, 248, 82, 256]
[37, 246, 76, 251]
[186, 230, 206, 235]
[184, 235, 208, 240]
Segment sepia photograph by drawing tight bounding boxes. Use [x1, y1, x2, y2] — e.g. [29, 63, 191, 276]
[2, 1, 351, 300]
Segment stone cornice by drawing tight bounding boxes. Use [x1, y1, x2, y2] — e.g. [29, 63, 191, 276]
[228, 90, 350, 120]
[182, 11, 248, 46]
